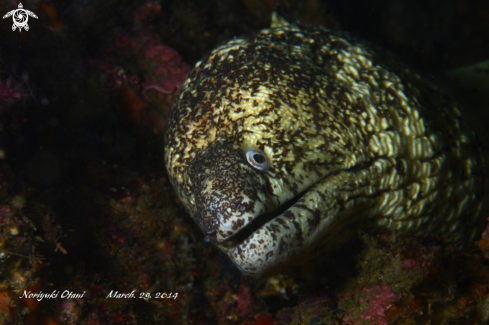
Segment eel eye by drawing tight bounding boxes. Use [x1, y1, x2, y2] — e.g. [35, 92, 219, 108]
[245, 148, 269, 172]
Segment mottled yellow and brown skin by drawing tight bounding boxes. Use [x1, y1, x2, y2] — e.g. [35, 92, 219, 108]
[164, 17, 486, 276]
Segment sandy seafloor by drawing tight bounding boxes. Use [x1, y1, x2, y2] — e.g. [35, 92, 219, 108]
[1, 0, 489, 324]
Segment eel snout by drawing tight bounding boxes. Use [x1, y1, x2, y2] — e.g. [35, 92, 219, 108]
[190, 142, 270, 243]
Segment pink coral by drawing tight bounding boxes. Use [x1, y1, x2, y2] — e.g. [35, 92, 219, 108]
[0, 77, 24, 109]
[0, 205, 13, 220]
[236, 285, 252, 316]
[401, 258, 419, 269]
[96, 1, 190, 99]
[0, 56, 28, 110]
[91, 1, 190, 100]
[88, 1, 190, 133]
[482, 217, 489, 238]
[111, 33, 190, 97]
[361, 285, 397, 325]
[478, 217, 489, 258]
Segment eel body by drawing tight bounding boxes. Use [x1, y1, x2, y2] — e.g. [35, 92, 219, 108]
[164, 15, 486, 276]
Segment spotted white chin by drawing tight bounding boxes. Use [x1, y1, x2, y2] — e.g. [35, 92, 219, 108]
[229, 214, 300, 275]
[220, 184, 327, 276]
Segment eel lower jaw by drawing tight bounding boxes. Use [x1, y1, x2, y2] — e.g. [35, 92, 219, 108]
[217, 189, 306, 252]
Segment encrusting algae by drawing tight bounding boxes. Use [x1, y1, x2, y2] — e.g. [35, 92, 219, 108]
[164, 12, 487, 276]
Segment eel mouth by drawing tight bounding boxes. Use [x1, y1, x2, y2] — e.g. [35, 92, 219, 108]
[218, 190, 306, 250]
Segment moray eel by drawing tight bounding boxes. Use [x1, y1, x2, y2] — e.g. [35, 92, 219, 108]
[164, 13, 486, 276]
